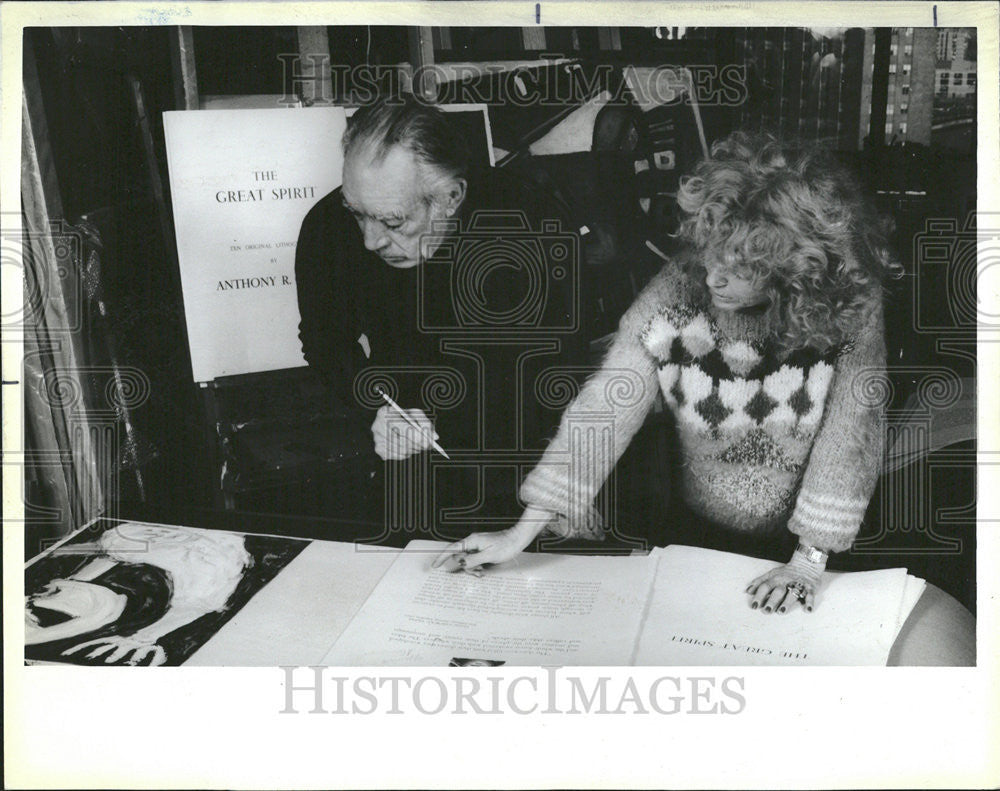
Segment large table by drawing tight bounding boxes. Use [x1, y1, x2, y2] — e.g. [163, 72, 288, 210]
[26, 513, 976, 667]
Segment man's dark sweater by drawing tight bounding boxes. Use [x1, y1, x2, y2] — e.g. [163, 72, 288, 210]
[294, 166, 588, 523]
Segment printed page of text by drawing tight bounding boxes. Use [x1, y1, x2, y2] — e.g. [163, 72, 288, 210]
[322, 540, 658, 666]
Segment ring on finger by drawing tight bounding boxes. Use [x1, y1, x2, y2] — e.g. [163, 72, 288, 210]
[785, 581, 808, 603]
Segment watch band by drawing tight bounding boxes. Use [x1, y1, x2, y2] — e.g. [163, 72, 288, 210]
[795, 542, 829, 565]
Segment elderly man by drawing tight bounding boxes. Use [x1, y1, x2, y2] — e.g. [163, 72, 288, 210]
[294, 94, 586, 532]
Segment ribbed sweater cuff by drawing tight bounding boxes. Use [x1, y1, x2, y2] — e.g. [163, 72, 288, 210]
[787, 491, 868, 553]
[519, 469, 605, 541]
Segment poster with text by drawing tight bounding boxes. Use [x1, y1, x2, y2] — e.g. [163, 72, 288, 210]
[163, 107, 347, 381]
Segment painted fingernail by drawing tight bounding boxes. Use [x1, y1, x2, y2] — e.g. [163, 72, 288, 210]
[779, 606, 786, 613]
[806, 605, 813, 612]
[751, 602, 758, 609]
[763, 606, 771, 612]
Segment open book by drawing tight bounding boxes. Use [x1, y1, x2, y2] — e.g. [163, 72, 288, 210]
[322, 540, 925, 667]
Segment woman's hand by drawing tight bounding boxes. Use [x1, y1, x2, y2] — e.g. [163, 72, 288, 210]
[746, 546, 826, 613]
[371, 405, 438, 461]
[432, 506, 553, 572]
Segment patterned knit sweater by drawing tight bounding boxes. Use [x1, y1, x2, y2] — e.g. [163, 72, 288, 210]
[520, 261, 886, 553]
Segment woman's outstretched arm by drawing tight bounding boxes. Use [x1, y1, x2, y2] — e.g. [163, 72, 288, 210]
[433, 266, 675, 571]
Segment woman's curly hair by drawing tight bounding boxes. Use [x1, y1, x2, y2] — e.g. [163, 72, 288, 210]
[674, 131, 901, 354]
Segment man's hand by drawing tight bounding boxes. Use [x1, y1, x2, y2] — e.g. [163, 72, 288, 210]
[371, 405, 438, 460]
[432, 506, 553, 572]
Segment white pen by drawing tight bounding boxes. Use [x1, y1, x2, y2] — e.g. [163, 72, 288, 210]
[377, 388, 451, 459]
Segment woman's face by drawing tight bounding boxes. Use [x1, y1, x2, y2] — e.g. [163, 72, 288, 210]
[703, 260, 769, 311]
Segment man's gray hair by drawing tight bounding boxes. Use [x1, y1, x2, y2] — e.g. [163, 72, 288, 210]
[342, 94, 472, 201]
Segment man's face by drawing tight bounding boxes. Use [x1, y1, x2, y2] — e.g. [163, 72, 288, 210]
[341, 145, 452, 269]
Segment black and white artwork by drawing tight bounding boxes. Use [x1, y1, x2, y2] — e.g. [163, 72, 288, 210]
[25, 520, 309, 666]
[5, 5, 995, 788]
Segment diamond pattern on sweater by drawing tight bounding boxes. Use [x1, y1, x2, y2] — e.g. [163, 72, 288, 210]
[677, 366, 714, 432]
[670, 335, 694, 365]
[643, 309, 721, 364]
[717, 378, 758, 432]
[698, 348, 735, 383]
[744, 388, 779, 423]
[657, 363, 681, 407]
[695, 391, 732, 429]
[761, 365, 805, 426]
[788, 384, 814, 417]
[762, 365, 804, 401]
[646, 307, 840, 441]
[800, 361, 835, 429]
[680, 313, 716, 358]
[642, 316, 680, 362]
[720, 340, 762, 377]
[670, 378, 686, 407]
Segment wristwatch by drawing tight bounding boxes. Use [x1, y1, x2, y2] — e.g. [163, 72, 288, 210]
[795, 542, 829, 565]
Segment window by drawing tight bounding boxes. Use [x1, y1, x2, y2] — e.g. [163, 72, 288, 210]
[939, 73, 950, 86]
[886, 104, 894, 116]
[899, 122, 907, 135]
[901, 85, 910, 95]
[904, 44, 912, 57]
[968, 73, 976, 87]
[885, 122, 893, 134]
[889, 63, 897, 74]
[900, 103, 908, 114]
[954, 73, 963, 85]
[902, 64, 910, 75]
[890, 43, 898, 56]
